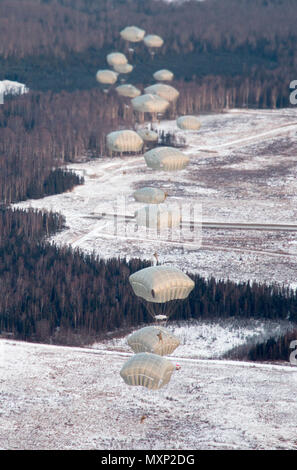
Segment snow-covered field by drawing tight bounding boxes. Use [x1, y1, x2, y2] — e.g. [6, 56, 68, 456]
[7, 108, 297, 450]
[14, 108, 297, 287]
[0, 80, 28, 102]
[1, 338, 296, 450]
[92, 318, 295, 360]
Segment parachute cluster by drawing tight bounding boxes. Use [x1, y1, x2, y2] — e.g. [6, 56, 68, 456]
[95, 25, 198, 391]
[120, 266, 194, 391]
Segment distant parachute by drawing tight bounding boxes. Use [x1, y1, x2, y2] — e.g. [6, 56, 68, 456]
[96, 69, 118, 85]
[135, 204, 181, 230]
[120, 26, 146, 43]
[144, 84, 179, 102]
[144, 34, 164, 49]
[106, 130, 143, 154]
[177, 115, 201, 131]
[127, 326, 180, 356]
[143, 147, 189, 171]
[113, 63, 133, 74]
[116, 84, 141, 98]
[129, 265, 194, 304]
[153, 69, 174, 82]
[131, 94, 169, 114]
[106, 52, 128, 67]
[136, 128, 158, 143]
[120, 352, 175, 390]
[133, 187, 167, 204]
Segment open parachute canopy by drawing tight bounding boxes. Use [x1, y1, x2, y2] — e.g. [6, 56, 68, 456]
[129, 265, 194, 304]
[96, 69, 118, 85]
[177, 115, 201, 131]
[133, 187, 167, 204]
[131, 94, 169, 114]
[120, 25, 146, 43]
[120, 352, 175, 390]
[144, 34, 164, 48]
[144, 146, 189, 171]
[113, 63, 133, 74]
[153, 69, 174, 82]
[106, 130, 143, 153]
[106, 52, 128, 67]
[136, 128, 158, 143]
[127, 326, 180, 356]
[116, 84, 141, 98]
[144, 84, 179, 102]
[135, 204, 181, 230]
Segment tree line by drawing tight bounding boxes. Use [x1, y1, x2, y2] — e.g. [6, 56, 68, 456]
[0, 74, 289, 204]
[224, 328, 297, 364]
[247, 329, 297, 363]
[1, 0, 297, 62]
[0, 0, 295, 107]
[1, 207, 297, 346]
[1, 0, 296, 353]
[0, 89, 133, 203]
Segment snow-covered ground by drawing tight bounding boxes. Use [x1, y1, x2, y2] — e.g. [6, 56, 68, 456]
[92, 318, 295, 360]
[14, 108, 297, 287]
[1, 338, 296, 450]
[0, 80, 28, 103]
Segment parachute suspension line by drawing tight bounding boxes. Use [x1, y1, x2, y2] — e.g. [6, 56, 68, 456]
[137, 299, 181, 326]
[136, 296, 157, 322]
[136, 297, 171, 324]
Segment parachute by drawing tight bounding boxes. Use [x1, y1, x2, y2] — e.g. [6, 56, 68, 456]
[120, 26, 146, 43]
[113, 63, 133, 74]
[143, 34, 164, 48]
[144, 84, 179, 102]
[177, 115, 201, 131]
[96, 69, 118, 85]
[127, 326, 180, 356]
[131, 94, 169, 114]
[135, 204, 181, 230]
[106, 52, 128, 67]
[116, 84, 141, 98]
[153, 69, 174, 82]
[143, 146, 189, 171]
[129, 265, 194, 304]
[136, 128, 158, 143]
[106, 130, 143, 153]
[133, 187, 167, 204]
[120, 352, 175, 390]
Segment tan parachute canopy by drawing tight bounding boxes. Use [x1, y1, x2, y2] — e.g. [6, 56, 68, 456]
[144, 146, 189, 171]
[106, 52, 128, 67]
[136, 128, 158, 142]
[144, 34, 164, 48]
[131, 94, 169, 113]
[106, 130, 143, 153]
[133, 187, 167, 204]
[116, 84, 141, 98]
[135, 204, 181, 230]
[177, 115, 201, 130]
[120, 26, 146, 43]
[144, 84, 179, 102]
[127, 326, 180, 356]
[129, 265, 195, 303]
[120, 352, 175, 390]
[113, 63, 133, 74]
[96, 69, 118, 85]
[153, 69, 174, 82]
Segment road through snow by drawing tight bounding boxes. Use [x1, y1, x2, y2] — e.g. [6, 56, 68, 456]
[14, 108, 297, 287]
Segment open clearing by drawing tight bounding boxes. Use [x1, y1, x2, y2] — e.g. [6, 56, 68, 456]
[1, 338, 297, 450]
[6, 109, 297, 449]
[15, 108, 297, 287]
